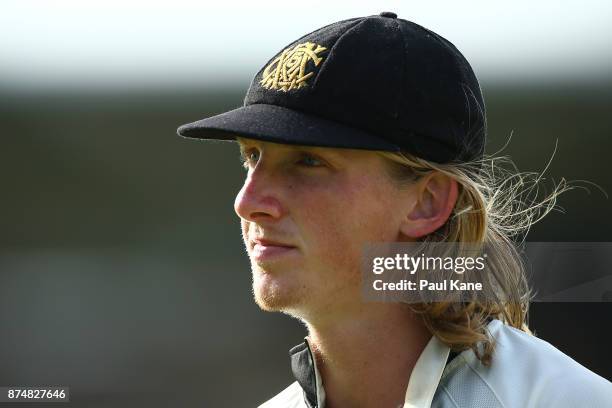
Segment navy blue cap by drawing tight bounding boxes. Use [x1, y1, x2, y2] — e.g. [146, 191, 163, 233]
[177, 12, 486, 163]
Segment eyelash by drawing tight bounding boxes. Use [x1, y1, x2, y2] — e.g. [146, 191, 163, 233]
[239, 149, 259, 170]
[239, 149, 325, 170]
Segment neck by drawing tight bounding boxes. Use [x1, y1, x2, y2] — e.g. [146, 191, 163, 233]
[305, 303, 431, 408]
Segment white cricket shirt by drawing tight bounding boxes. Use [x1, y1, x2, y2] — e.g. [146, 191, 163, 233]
[258, 319, 611, 408]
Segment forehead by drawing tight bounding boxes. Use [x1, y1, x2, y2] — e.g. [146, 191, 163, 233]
[235, 136, 379, 161]
[237, 136, 326, 151]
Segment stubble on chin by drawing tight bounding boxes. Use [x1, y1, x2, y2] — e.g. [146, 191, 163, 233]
[250, 264, 307, 313]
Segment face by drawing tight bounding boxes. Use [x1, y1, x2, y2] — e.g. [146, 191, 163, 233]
[234, 138, 418, 323]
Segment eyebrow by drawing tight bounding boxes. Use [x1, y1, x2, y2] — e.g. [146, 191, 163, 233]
[236, 138, 360, 167]
[236, 138, 259, 155]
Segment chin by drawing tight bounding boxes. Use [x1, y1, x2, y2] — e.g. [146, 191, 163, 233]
[252, 269, 306, 312]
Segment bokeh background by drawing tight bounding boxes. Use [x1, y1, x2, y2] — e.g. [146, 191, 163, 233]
[1, 1, 611, 406]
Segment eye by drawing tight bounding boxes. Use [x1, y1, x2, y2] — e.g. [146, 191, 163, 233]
[297, 153, 324, 168]
[240, 148, 260, 170]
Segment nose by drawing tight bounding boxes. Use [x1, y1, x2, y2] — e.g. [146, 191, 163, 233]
[234, 167, 284, 222]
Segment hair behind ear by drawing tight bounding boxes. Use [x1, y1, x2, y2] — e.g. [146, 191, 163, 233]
[377, 149, 574, 365]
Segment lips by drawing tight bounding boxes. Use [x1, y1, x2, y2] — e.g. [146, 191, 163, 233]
[251, 238, 296, 249]
[250, 237, 298, 261]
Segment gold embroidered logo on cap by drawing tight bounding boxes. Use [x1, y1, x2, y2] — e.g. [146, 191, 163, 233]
[260, 42, 327, 91]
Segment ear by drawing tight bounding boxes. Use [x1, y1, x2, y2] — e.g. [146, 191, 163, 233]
[399, 172, 458, 239]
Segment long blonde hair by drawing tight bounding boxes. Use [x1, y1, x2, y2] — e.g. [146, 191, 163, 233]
[378, 149, 573, 365]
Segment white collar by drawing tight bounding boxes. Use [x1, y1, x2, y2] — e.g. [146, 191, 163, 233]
[403, 335, 451, 408]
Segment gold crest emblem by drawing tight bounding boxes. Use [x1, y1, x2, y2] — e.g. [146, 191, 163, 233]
[260, 41, 327, 91]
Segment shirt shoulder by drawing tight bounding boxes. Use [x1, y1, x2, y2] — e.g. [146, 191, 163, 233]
[434, 320, 612, 408]
[258, 381, 308, 408]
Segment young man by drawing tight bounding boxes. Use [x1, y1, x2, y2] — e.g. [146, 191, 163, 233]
[177, 12, 611, 408]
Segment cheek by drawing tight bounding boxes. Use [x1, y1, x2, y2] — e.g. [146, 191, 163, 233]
[241, 219, 250, 246]
[297, 182, 396, 273]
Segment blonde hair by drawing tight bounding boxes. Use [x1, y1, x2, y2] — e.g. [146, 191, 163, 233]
[378, 148, 574, 365]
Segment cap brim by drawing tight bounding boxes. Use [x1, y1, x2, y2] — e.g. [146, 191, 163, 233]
[176, 104, 400, 152]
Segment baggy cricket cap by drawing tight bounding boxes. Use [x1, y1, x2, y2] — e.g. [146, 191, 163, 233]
[177, 11, 487, 163]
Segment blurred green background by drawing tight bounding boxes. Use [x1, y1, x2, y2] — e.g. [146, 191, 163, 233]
[1, 1, 611, 406]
